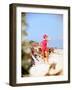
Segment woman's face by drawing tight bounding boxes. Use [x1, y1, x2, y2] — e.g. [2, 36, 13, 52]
[45, 37, 48, 40]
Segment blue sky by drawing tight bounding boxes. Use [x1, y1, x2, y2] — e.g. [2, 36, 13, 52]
[24, 13, 63, 48]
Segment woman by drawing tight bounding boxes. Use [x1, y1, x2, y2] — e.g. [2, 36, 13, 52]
[40, 34, 49, 63]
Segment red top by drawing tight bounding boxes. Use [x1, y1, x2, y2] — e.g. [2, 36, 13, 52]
[41, 40, 48, 51]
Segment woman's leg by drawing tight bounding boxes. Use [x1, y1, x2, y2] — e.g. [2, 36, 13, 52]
[44, 51, 48, 63]
[41, 49, 45, 61]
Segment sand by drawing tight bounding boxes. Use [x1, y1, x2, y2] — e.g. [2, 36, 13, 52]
[29, 49, 63, 76]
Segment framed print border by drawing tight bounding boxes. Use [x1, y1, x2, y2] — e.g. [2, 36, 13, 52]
[9, 3, 70, 86]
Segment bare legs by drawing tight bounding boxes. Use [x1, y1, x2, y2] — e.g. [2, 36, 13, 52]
[41, 50, 48, 63]
[44, 51, 48, 63]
